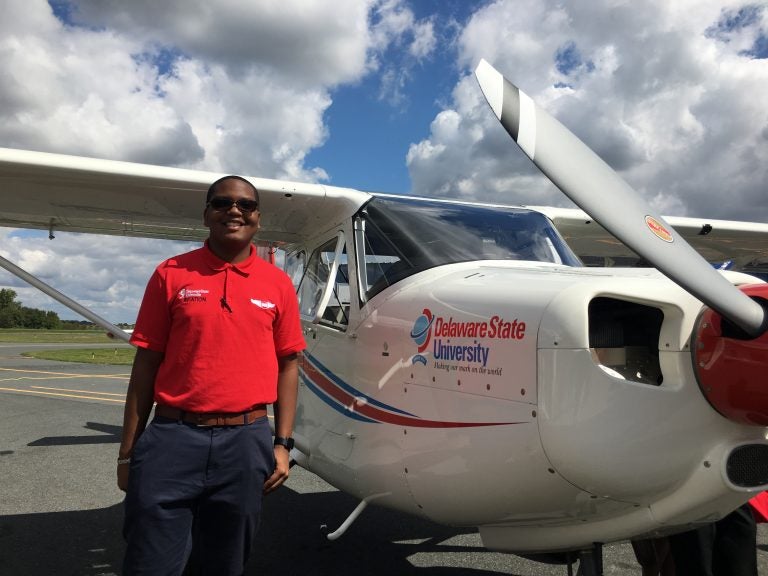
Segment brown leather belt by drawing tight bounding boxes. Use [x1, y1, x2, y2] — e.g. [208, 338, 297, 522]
[155, 404, 268, 427]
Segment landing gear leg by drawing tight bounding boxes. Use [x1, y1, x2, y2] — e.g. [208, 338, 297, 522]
[576, 543, 603, 576]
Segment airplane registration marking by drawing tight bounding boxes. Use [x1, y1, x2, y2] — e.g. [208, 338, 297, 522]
[301, 353, 526, 428]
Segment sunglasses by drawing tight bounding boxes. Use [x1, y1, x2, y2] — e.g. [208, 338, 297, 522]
[207, 197, 259, 213]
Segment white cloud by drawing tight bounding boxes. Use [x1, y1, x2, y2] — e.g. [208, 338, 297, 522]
[0, 0, 437, 321]
[410, 19, 437, 60]
[62, 0, 375, 86]
[0, 229, 194, 322]
[409, 0, 768, 222]
[1, 0, 436, 175]
[369, 0, 438, 105]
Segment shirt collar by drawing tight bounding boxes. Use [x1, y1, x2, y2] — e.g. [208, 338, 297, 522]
[202, 240, 257, 275]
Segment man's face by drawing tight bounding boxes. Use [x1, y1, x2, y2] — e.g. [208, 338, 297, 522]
[203, 178, 261, 245]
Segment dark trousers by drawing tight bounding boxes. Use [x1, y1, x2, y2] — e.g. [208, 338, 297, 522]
[123, 415, 275, 576]
[669, 503, 758, 576]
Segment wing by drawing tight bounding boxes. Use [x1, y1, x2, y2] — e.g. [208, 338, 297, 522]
[0, 147, 371, 246]
[534, 206, 768, 274]
[2, 147, 765, 275]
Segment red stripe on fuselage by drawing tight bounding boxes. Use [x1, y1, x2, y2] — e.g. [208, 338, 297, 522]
[301, 356, 526, 428]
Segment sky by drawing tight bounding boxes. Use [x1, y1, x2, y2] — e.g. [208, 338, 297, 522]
[0, 0, 767, 322]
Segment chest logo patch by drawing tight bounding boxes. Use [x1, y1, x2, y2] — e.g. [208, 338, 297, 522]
[179, 288, 209, 302]
[251, 299, 276, 309]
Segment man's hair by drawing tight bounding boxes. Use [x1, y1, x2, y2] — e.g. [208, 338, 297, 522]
[206, 175, 260, 206]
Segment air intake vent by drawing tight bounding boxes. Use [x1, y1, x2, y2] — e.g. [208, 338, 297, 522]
[726, 445, 768, 487]
[588, 298, 664, 385]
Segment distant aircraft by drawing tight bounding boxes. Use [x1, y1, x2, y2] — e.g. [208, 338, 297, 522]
[0, 59, 766, 575]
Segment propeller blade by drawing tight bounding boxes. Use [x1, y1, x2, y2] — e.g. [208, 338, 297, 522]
[475, 59, 767, 337]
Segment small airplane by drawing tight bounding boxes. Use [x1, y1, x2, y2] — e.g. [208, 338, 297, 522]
[0, 59, 767, 574]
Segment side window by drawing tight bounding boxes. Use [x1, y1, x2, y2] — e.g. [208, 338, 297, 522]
[357, 217, 406, 302]
[322, 242, 349, 328]
[297, 236, 349, 329]
[298, 239, 335, 319]
[285, 250, 306, 290]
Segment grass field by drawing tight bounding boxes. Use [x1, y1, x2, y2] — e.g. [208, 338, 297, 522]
[0, 329, 136, 365]
[0, 329, 122, 343]
[21, 347, 136, 365]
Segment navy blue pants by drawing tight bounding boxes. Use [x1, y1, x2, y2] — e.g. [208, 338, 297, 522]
[669, 503, 758, 576]
[122, 415, 275, 576]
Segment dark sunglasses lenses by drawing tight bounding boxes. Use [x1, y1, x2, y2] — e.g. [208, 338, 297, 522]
[208, 197, 259, 213]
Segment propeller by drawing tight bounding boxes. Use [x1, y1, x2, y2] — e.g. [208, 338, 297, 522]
[474, 59, 767, 338]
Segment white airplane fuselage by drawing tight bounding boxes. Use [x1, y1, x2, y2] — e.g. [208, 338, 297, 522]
[295, 260, 767, 552]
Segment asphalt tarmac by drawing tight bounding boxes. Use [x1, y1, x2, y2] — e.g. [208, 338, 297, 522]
[1, 343, 767, 575]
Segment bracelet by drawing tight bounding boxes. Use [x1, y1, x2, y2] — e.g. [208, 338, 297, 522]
[117, 457, 131, 465]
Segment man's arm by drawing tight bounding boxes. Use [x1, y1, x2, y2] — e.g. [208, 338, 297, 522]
[264, 352, 299, 494]
[116, 347, 164, 491]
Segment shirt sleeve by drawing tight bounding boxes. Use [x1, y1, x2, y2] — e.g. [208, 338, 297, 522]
[129, 267, 172, 353]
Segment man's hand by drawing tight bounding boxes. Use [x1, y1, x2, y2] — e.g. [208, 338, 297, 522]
[117, 347, 162, 493]
[264, 446, 291, 494]
[117, 462, 130, 492]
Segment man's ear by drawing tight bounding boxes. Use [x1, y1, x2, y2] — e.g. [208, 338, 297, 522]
[203, 207, 211, 228]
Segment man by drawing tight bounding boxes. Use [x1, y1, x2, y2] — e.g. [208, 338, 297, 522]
[117, 175, 305, 575]
[669, 502, 758, 576]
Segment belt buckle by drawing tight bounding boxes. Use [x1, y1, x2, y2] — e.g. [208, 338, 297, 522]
[195, 413, 215, 427]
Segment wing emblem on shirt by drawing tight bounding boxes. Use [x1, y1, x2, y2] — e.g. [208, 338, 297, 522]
[251, 299, 276, 309]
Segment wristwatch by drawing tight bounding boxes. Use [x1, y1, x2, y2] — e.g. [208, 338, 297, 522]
[274, 436, 295, 450]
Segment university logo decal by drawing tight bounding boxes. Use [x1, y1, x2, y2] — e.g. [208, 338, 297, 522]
[409, 308, 526, 369]
[409, 308, 434, 365]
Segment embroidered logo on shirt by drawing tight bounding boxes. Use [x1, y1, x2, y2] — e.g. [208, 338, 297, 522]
[179, 288, 209, 303]
[250, 299, 276, 309]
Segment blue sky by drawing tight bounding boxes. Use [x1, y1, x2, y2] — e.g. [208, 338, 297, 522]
[306, 0, 485, 193]
[0, 0, 767, 321]
[304, 58, 443, 194]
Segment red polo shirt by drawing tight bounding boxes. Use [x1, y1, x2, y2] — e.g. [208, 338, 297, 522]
[130, 243, 305, 412]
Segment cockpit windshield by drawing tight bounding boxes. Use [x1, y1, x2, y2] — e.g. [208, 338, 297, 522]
[359, 195, 581, 300]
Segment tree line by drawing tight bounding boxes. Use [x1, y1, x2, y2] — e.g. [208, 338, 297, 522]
[0, 288, 61, 329]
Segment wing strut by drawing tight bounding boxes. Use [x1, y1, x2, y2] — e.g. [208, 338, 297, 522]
[0, 253, 132, 343]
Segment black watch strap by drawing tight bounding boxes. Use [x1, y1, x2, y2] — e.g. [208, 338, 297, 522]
[274, 436, 295, 450]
